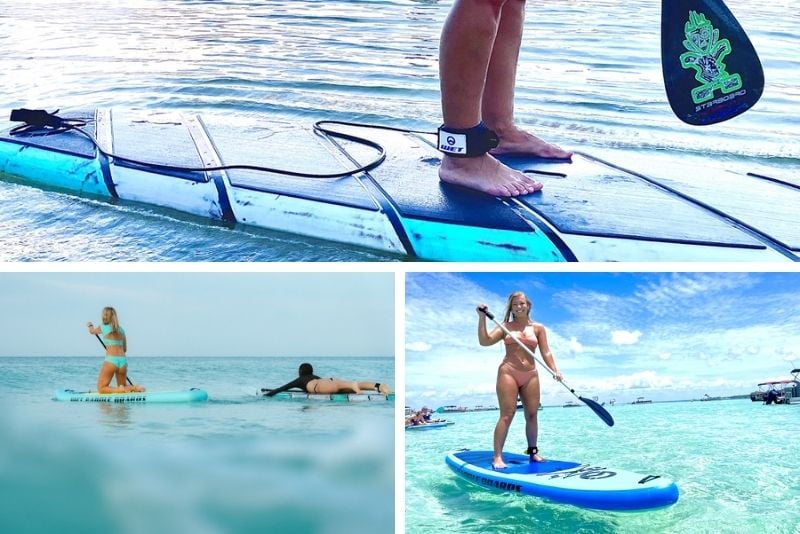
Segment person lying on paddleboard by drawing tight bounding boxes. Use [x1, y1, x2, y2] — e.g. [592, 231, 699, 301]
[477, 291, 562, 469]
[265, 363, 392, 396]
[437, 1, 572, 198]
[405, 411, 426, 427]
[406, 407, 446, 427]
[86, 307, 145, 394]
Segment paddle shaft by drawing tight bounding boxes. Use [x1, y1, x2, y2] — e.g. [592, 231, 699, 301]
[94, 333, 134, 386]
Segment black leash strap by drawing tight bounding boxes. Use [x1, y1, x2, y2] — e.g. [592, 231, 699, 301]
[9, 108, 86, 136]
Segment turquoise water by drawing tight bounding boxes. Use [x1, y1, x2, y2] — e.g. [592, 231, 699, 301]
[1, 0, 797, 260]
[0, 356, 394, 534]
[405, 401, 800, 533]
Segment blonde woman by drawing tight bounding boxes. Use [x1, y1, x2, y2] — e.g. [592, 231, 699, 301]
[86, 307, 145, 394]
[477, 291, 562, 470]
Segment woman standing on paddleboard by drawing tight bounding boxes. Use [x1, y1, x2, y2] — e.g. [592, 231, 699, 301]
[86, 307, 144, 394]
[477, 291, 562, 470]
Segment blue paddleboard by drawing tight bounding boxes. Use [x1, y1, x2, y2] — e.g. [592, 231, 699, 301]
[406, 422, 449, 431]
[446, 449, 679, 511]
[54, 388, 208, 404]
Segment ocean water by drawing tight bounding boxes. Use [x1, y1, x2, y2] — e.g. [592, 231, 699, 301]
[1, 0, 797, 261]
[405, 401, 800, 533]
[0, 356, 395, 534]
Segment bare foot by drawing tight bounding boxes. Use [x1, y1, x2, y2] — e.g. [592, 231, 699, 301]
[377, 383, 391, 394]
[439, 154, 543, 197]
[531, 452, 545, 462]
[492, 456, 508, 470]
[489, 125, 572, 159]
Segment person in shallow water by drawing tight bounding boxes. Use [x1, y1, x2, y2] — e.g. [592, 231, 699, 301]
[477, 291, 562, 469]
[437, 0, 572, 197]
[86, 307, 145, 394]
[265, 363, 392, 396]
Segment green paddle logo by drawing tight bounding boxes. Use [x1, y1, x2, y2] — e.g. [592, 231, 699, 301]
[679, 11, 742, 105]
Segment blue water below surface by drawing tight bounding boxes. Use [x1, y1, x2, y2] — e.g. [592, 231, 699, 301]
[406, 401, 800, 533]
[0, 0, 797, 260]
[0, 356, 395, 534]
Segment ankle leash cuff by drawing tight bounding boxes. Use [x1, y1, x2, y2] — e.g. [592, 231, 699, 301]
[437, 122, 499, 157]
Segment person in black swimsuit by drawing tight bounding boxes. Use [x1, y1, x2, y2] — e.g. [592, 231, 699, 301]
[265, 363, 392, 396]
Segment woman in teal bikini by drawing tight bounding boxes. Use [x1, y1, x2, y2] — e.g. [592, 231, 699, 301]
[477, 291, 563, 469]
[86, 307, 145, 394]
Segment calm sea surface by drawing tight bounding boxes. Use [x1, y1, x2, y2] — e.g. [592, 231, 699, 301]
[405, 401, 800, 533]
[0, 0, 796, 261]
[0, 356, 394, 534]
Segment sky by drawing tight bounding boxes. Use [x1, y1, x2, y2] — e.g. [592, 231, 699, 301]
[0, 271, 394, 358]
[405, 272, 800, 408]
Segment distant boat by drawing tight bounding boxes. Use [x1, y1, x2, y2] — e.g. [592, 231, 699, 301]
[437, 405, 469, 413]
[700, 394, 721, 401]
[563, 400, 580, 408]
[609, 398, 616, 406]
[756, 368, 800, 405]
[632, 397, 652, 405]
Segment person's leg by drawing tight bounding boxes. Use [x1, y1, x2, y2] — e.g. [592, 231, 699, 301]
[519, 372, 544, 461]
[311, 378, 360, 394]
[97, 362, 122, 394]
[493, 369, 519, 469]
[356, 381, 392, 394]
[439, 0, 543, 197]
[482, 1, 572, 159]
[115, 363, 128, 388]
[114, 364, 145, 393]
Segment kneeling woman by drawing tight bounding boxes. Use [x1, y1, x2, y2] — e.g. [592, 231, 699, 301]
[86, 307, 145, 394]
[266, 363, 391, 396]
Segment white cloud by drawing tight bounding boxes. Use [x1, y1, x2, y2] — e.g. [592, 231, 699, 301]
[612, 370, 673, 390]
[658, 352, 671, 360]
[611, 330, 641, 345]
[568, 336, 583, 353]
[406, 341, 432, 352]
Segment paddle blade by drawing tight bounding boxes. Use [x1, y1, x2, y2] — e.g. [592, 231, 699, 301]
[579, 396, 615, 427]
[661, 0, 763, 125]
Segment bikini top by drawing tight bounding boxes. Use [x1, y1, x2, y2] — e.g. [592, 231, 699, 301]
[504, 324, 538, 348]
[100, 324, 125, 346]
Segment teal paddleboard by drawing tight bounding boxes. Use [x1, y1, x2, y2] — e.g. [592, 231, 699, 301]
[54, 388, 208, 404]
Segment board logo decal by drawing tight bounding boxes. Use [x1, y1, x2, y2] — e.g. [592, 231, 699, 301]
[538, 465, 617, 481]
